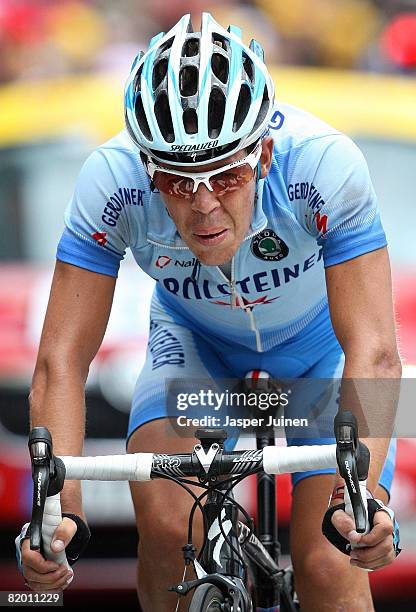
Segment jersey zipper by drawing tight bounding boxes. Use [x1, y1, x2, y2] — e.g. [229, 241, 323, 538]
[147, 229, 266, 352]
[215, 256, 263, 352]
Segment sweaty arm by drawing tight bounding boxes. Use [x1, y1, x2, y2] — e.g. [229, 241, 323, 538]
[30, 261, 116, 516]
[326, 248, 401, 492]
[32, 144, 134, 514]
[290, 132, 401, 478]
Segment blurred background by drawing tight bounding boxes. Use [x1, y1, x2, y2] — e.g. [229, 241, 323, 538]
[0, 0, 415, 610]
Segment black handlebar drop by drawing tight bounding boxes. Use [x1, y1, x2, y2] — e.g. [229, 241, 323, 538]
[28, 427, 66, 551]
[334, 410, 370, 533]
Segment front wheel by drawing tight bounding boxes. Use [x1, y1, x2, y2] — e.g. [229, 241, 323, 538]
[188, 584, 225, 611]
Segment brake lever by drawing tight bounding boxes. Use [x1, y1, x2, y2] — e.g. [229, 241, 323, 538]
[334, 410, 370, 534]
[28, 427, 66, 551]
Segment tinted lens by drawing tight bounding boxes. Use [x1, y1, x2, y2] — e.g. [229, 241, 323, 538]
[153, 171, 194, 199]
[209, 164, 254, 196]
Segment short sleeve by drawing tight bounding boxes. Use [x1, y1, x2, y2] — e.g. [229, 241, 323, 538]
[56, 149, 129, 278]
[288, 135, 387, 267]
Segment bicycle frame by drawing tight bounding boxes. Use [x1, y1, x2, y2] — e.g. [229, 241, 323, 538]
[27, 410, 370, 611]
[190, 430, 298, 611]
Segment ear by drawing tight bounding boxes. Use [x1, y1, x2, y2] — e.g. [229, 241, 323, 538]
[259, 136, 274, 179]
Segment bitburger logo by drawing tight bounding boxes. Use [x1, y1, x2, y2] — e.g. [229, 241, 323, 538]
[251, 229, 289, 262]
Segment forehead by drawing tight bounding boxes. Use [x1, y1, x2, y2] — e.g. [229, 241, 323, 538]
[159, 148, 248, 173]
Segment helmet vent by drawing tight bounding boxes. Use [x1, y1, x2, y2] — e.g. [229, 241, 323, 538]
[183, 108, 198, 134]
[154, 93, 175, 143]
[158, 37, 174, 55]
[133, 64, 144, 94]
[212, 34, 229, 51]
[233, 84, 251, 132]
[135, 95, 152, 141]
[242, 53, 254, 85]
[182, 38, 199, 57]
[253, 85, 270, 132]
[152, 58, 168, 91]
[179, 65, 198, 96]
[211, 53, 229, 84]
[208, 87, 226, 138]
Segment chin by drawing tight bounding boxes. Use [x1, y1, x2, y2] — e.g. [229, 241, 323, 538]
[194, 247, 236, 266]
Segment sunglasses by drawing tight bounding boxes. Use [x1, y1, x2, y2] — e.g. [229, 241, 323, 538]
[145, 142, 262, 200]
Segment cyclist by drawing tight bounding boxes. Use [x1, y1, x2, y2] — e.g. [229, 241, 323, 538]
[17, 13, 401, 612]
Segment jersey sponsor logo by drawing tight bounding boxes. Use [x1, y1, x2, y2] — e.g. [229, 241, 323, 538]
[155, 255, 197, 269]
[251, 229, 289, 262]
[156, 255, 172, 268]
[91, 231, 107, 246]
[101, 187, 146, 227]
[149, 320, 185, 370]
[170, 140, 219, 153]
[315, 212, 328, 235]
[287, 182, 325, 214]
[159, 248, 323, 301]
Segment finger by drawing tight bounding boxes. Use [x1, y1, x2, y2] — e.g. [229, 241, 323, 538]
[358, 513, 393, 547]
[26, 572, 73, 593]
[331, 509, 362, 544]
[50, 517, 78, 554]
[21, 541, 61, 573]
[23, 565, 70, 585]
[350, 549, 396, 571]
[350, 536, 393, 564]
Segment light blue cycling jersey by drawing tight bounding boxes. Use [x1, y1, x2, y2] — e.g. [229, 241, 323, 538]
[57, 102, 386, 352]
[56, 102, 395, 492]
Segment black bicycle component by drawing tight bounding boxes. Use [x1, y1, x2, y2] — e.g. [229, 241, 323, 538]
[28, 412, 371, 611]
[195, 428, 228, 449]
[182, 543, 197, 565]
[238, 522, 279, 580]
[170, 574, 250, 610]
[255, 433, 280, 608]
[28, 427, 66, 551]
[334, 410, 370, 533]
[202, 484, 245, 579]
[188, 584, 225, 612]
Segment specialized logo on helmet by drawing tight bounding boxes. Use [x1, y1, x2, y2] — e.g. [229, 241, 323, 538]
[251, 229, 289, 262]
[170, 140, 219, 153]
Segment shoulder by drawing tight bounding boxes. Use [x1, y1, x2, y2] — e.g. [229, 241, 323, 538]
[269, 102, 341, 152]
[268, 103, 370, 187]
[78, 129, 148, 188]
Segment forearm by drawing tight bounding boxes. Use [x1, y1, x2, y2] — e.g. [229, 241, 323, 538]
[30, 361, 87, 518]
[335, 350, 402, 492]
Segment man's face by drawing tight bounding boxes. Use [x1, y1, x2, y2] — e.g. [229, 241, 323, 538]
[157, 137, 274, 266]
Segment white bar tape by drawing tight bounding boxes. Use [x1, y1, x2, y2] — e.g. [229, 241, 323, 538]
[58, 453, 154, 481]
[344, 480, 369, 530]
[42, 494, 70, 568]
[263, 444, 337, 474]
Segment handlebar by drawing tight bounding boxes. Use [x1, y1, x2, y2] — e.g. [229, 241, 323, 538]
[28, 410, 370, 565]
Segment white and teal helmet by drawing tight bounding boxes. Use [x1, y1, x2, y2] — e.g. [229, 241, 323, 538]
[124, 12, 275, 167]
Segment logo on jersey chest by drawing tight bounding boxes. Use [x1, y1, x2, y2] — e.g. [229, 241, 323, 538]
[155, 255, 197, 269]
[251, 229, 289, 262]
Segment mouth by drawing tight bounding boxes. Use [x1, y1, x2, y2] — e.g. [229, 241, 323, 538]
[193, 228, 229, 246]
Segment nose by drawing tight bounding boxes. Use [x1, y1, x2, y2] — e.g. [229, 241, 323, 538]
[191, 183, 221, 215]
